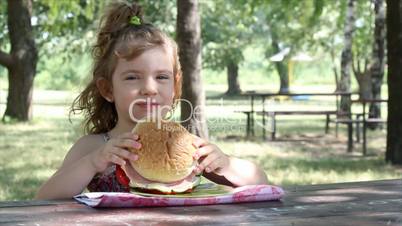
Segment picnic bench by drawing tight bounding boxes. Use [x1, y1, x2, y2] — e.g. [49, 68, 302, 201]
[327, 99, 388, 154]
[1, 179, 401, 225]
[237, 92, 387, 155]
[238, 91, 355, 140]
[259, 110, 337, 140]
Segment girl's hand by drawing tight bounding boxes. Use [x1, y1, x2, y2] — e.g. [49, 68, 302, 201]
[89, 132, 141, 173]
[192, 136, 230, 175]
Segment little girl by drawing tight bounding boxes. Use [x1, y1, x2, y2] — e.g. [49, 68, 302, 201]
[35, 1, 268, 200]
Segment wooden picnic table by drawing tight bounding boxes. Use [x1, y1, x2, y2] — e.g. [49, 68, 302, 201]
[239, 92, 389, 155]
[1, 179, 401, 225]
[239, 91, 356, 146]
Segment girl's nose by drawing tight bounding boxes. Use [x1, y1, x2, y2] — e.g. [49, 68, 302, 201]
[140, 78, 157, 96]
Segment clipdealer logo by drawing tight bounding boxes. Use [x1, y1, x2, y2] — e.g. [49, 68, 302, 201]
[128, 97, 271, 133]
[128, 97, 196, 129]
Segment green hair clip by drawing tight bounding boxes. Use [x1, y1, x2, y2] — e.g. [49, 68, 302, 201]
[129, 16, 141, 26]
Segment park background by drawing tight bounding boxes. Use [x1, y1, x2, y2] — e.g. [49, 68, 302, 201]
[0, 0, 401, 201]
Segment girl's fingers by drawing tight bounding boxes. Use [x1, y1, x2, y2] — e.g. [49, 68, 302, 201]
[110, 154, 126, 166]
[111, 147, 138, 161]
[117, 132, 139, 140]
[195, 152, 220, 173]
[121, 161, 137, 180]
[204, 157, 224, 173]
[114, 138, 142, 149]
[193, 144, 214, 159]
[192, 135, 207, 148]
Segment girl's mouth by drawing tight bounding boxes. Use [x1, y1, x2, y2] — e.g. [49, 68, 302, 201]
[135, 102, 160, 109]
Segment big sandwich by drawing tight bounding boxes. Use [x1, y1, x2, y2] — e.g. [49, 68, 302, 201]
[127, 120, 200, 194]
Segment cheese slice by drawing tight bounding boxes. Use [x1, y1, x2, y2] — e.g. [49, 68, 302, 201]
[130, 175, 201, 194]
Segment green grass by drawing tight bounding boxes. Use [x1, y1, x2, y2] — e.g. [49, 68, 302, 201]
[0, 118, 81, 200]
[0, 89, 400, 201]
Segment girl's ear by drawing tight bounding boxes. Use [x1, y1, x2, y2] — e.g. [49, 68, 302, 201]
[96, 78, 114, 102]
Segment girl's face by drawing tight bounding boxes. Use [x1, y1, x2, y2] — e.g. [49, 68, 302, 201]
[111, 46, 175, 125]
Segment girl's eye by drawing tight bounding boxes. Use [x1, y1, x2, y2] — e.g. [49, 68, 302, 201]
[156, 74, 170, 80]
[125, 75, 139, 80]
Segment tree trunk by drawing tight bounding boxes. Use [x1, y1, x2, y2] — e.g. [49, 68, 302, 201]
[1, 0, 38, 122]
[270, 34, 289, 94]
[353, 59, 372, 100]
[225, 60, 241, 96]
[330, 48, 340, 91]
[369, 0, 386, 127]
[177, 0, 208, 139]
[275, 60, 289, 94]
[339, 0, 355, 114]
[386, 0, 402, 164]
[356, 73, 372, 100]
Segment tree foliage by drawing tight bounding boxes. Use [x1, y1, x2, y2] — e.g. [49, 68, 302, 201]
[0, 0, 105, 121]
[137, 0, 177, 35]
[32, 0, 104, 56]
[201, 1, 255, 71]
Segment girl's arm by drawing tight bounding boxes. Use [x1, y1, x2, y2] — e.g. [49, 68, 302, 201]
[35, 135, 101, 200]
[192, 137, 269, 187]
[35, 133, 140, 200]
[35, 154, 98, 200]
[205, 156, 269, 187]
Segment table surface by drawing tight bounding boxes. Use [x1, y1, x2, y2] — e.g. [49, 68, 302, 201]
[1, 179, 401, 226]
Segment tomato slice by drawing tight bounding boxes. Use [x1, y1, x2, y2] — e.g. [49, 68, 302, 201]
[115, 165, 130, 186]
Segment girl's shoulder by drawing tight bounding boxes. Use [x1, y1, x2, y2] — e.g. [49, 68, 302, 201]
[72, 134, 106, 153]
[63, 134, 106, 165]
[69, 134, 105, 156]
